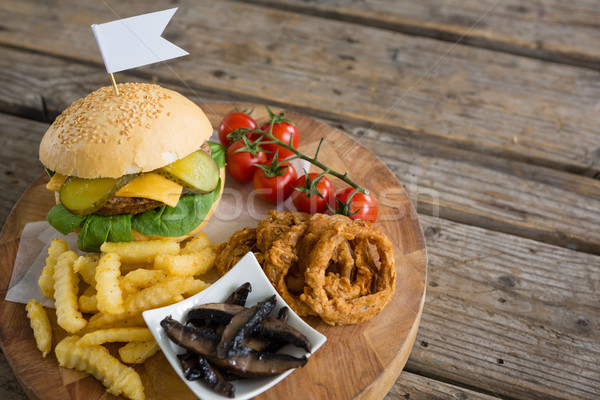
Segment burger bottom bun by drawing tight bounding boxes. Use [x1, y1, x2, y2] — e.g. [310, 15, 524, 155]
[131, 168, 225, 242]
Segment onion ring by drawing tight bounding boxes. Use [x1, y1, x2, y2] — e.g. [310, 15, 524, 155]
[300, 223, 396, 325]
[214, 212, 396, 325]
[214, 227, 261, 276]
[256, 210, 309, 252]
[262, 222, 316, 317]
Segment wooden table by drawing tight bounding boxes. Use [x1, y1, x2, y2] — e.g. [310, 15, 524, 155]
[0, 1, 598, 399]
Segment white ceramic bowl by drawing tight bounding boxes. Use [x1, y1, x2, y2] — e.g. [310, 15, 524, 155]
[143, 252, 327, 400]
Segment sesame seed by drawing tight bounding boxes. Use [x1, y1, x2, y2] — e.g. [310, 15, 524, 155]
[47, 82, 168, 146]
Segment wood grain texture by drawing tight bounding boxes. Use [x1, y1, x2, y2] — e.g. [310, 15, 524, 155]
[1, 108, 597, 399]
[2, 101, 596, 400]
[0, 104, 427, 400]
[0, 113, 47, 225]
[1, 1, 598, 399]
[0, 0, 599, 176]
[385, 371, 501, 400]
[244, 0, 600, 69]
[0, 47, 599, 255]
[338, 122, 600, 254]
[0, 46, 229, 124]
[0, 350, 27, 400]
[410, 214, 600, 400]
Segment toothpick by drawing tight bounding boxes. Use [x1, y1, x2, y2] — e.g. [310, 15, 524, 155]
[109, 73, 119, 96]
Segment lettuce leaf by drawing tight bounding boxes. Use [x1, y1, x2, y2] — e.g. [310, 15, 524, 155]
[107, 214, 134, 242]
[208, 141, 226, 169]
[46, 204, 86, 234]
[77, 214, 133, 253]
[130, 179, 221, 237]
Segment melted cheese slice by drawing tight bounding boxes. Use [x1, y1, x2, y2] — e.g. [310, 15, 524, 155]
[115, 173, 183, 208]
[46, 173, 67, 192]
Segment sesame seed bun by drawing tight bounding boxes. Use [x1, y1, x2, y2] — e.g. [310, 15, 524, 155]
[39, 83, 213, 179]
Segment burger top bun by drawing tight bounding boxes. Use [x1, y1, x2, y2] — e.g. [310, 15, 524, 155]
[39, 83, 213, 179]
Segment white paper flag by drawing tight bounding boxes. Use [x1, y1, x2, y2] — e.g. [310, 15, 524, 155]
[91, 8, 188, 74]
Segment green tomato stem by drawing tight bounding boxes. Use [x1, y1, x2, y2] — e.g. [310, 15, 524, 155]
[261, 129, 369, 195]
[228, 109, 369, 195]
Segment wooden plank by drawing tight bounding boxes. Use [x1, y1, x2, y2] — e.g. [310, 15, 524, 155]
[408, 214, 600, 400]
[0, 46, 184, 123]
[0, 113, 46, 226]
[0, 102, 597, 398]
[0, 1, 599, 175]
[5, 168, 594, 399]
[244, 0, 600, 70]
[339, 122, 600, 254]
[3, 212, 596, 400]
[385, 371, 501, 400]
[0, 54, 108, 123]
[0, 357, 501, 400]
[0, 350, 27, 400]
[0, 47, 599, 254]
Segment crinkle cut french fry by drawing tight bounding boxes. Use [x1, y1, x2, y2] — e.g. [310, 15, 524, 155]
[25, 299, 52, 357]
[152, 254, 169, 274]
[184, 278, 210, 297]
[53, 251, 87, 333]
[87, 291, 184, 331]
[100, 239, 179, 264]
[77, 327, 153, 347]
[119, 341, 160, 364]
[55, 336, 145, 400]
[172, 294, 185, 303]
[86, 312, 146, 332]
[125, 276, 194, 314]
[78, 289, 98, 314]
[154, 246, 216, 277]
[95, 252, 125, 315]
[38, 238, 69, 299]
[120, 262, 152, 275]
[87, 282, 187, 330]
[37, 266, 55, 300]
[180, 232, 211, 254]
[121, 269, 166, 294]
[73, 254, 99, 286]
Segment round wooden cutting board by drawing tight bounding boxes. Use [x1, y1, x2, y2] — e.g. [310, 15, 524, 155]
[0, 103, 427, 400]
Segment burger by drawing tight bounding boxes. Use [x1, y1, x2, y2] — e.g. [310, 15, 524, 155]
[39, 83, 225, 252]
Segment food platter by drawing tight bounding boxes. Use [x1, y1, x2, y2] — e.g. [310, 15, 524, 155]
[0, 102, 427, 400]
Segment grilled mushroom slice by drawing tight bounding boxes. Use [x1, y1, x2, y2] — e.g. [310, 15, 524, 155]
[188, 303, 311, 352]
[217, 295, 276, 359]
[183, 323, 221, 341]
[277, 306, 289, 323]
[186, 317, 280, 353]
[178, 351, 235, 398]
[187, 302, 240, 325]
[224, 282, 252, 306]
[161, 317, 308, 378]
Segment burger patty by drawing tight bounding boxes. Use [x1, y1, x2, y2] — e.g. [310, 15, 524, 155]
[96, 196, 165, 216]
[95, 143, 211, 217]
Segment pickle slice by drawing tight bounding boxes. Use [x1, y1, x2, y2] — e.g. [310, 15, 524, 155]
[157, 149, 219, 193]
[59, 175, 135, 215]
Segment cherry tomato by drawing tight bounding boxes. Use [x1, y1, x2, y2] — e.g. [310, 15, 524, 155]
[253, 163, 298, 204]
[218, 112, 258, 147]
[291, 173, 334, 214]
[334, 187, 378, 223]
[260, 121, 300, 160]
[226, 139, 268, 183]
